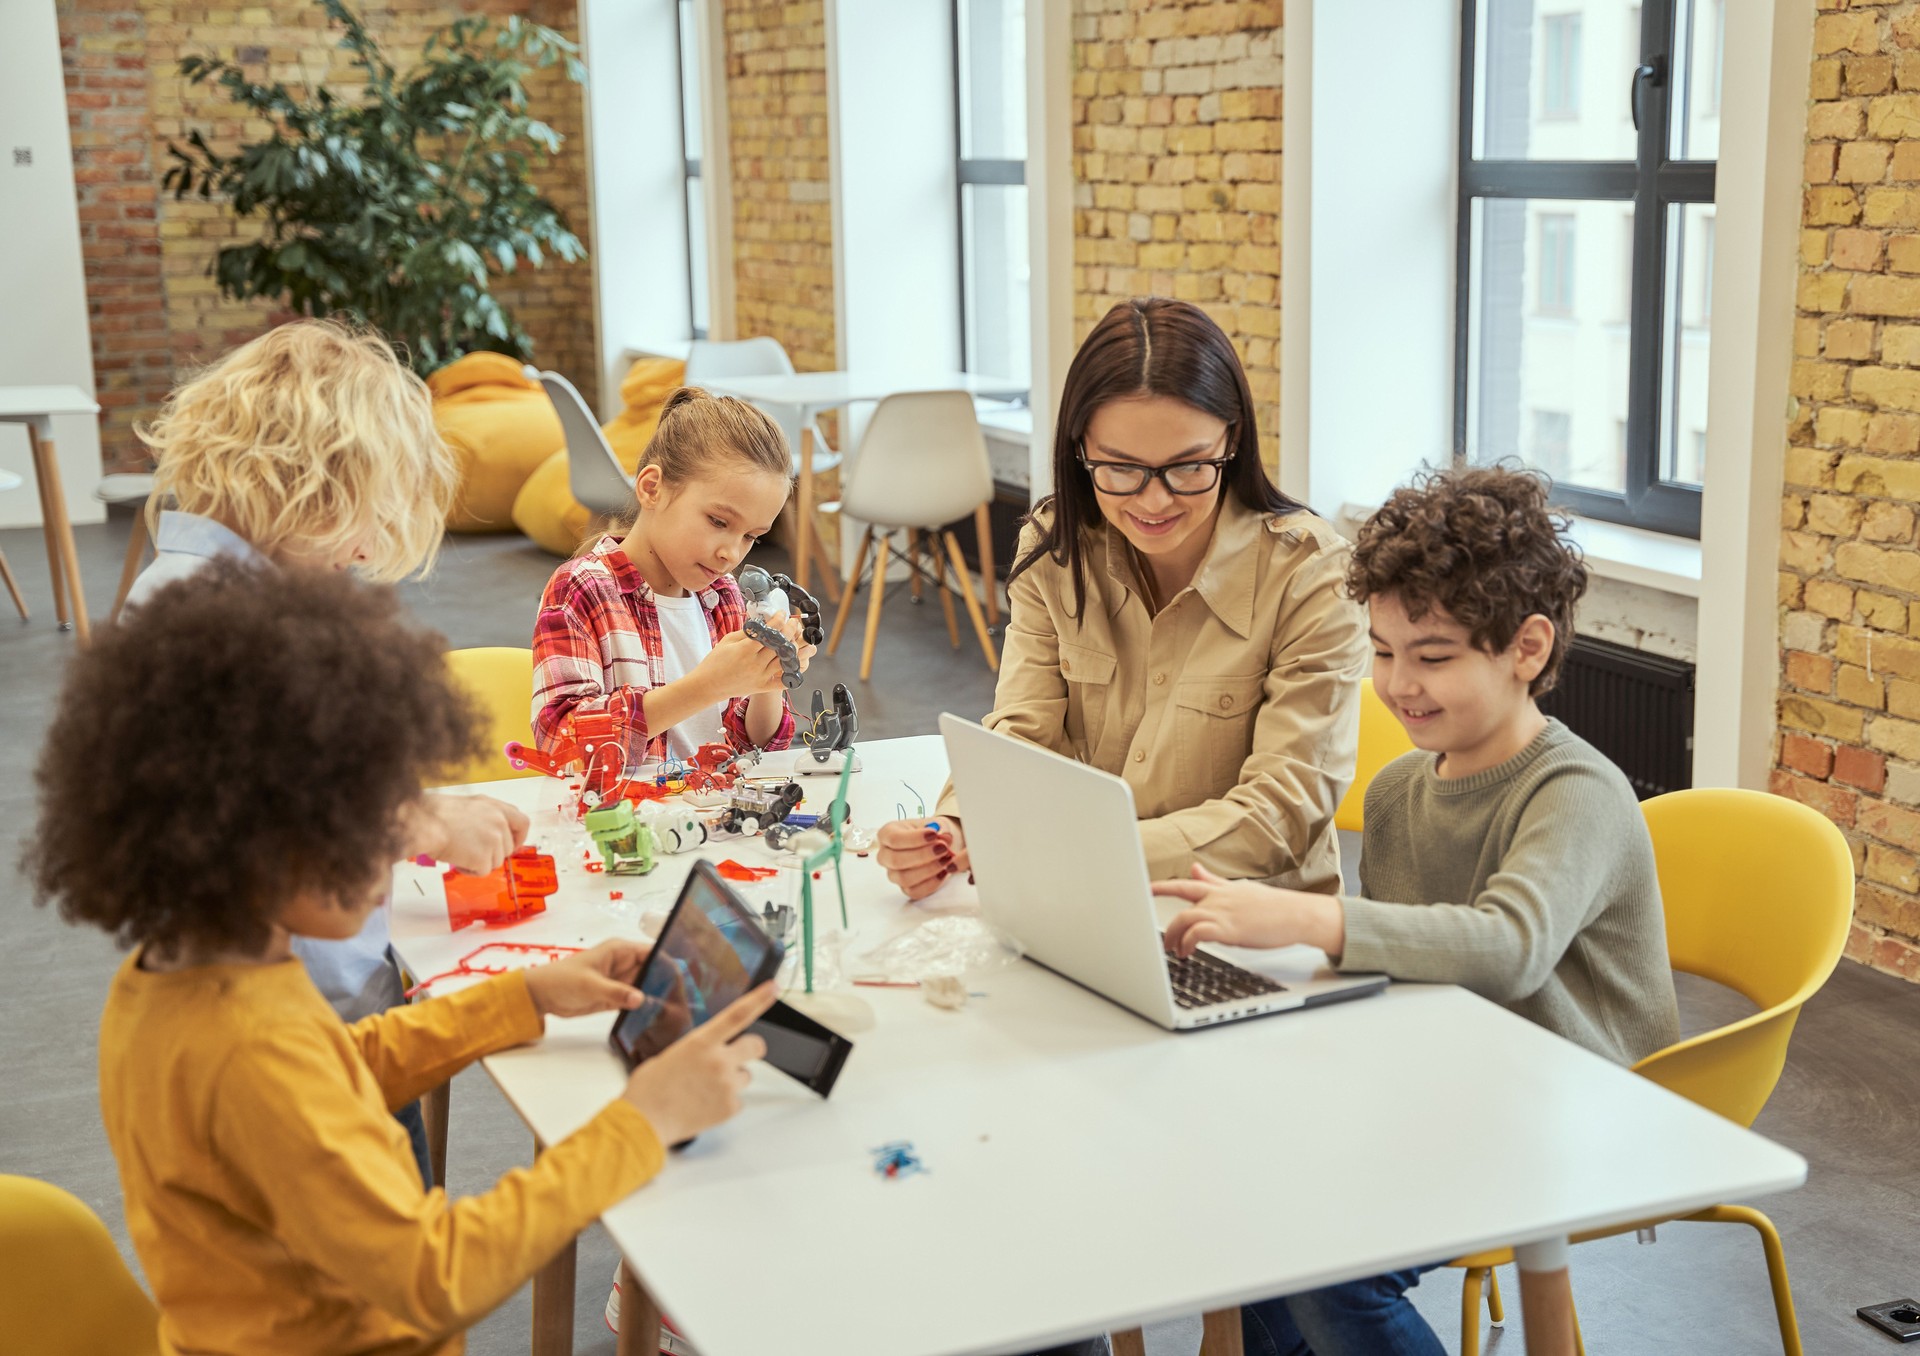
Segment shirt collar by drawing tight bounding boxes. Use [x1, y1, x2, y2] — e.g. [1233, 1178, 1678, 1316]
[1100, 497, 1263, 638]
[154, 510, 267, 565]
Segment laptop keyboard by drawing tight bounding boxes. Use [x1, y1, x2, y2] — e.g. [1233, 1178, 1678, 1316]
[1161, 938, 1288, 1010]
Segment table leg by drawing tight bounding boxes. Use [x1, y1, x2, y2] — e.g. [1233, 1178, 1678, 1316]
[1109, 1329, 1146, 1356]
[974, 502, 998, 628]
[29, 434, 67, 627]
[1515, 1237, 1578, 1356]
[1199, 1307, 1245, 1356]
[28, 426, 90, 641]
[794, 424, 815, 596]
[616, 1260, 662, 1356]
[530, 1135, 577, 1356]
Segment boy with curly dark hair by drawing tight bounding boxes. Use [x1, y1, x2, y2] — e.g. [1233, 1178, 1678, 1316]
[25, 559, 775, 1356]
[1153, 465, 1679, 1356]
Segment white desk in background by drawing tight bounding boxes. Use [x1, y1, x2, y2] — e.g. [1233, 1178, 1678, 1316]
[0, 384, 99, 641]
[388, 736, 1806, 1356]
[695, 371, 1026, 597]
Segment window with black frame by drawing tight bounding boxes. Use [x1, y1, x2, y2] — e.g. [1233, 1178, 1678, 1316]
[955, 0, 1030, 382]
[674, 0, 708, 340]
[1456, 0, 1720, 537]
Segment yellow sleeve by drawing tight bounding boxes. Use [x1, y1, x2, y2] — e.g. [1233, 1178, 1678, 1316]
[935, 528, 1075, 819]
[211, 1022, 665, 1336]
[347, 971, 545, 1112]
[1136, 538, 1369, 882]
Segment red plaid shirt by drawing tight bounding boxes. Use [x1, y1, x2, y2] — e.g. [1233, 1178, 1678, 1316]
[531, 537, 795, 762]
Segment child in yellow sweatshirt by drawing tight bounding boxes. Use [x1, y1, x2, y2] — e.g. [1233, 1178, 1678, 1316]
[26, 559, 775, 1356]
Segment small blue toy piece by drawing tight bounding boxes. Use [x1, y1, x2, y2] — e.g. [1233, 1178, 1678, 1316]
[870, 1141, 927, 1181]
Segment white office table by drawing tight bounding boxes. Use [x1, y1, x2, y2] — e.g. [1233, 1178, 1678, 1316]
[0, 385, 100, 641]
[389, 736, 1806, 1356]
[695, 370, 1027, 597]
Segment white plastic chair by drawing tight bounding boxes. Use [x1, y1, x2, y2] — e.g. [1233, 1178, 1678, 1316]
[0, 468, 28, 621]
[97, 471, 156, 623]
[685, 337, 843, 598]
[823, 390, 998, 681]
[522, 366, 635, 520]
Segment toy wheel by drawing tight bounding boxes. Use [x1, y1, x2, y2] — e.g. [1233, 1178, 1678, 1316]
[739, 815, 762, 835]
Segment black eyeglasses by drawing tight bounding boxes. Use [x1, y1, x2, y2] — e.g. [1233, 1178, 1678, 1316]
[1078, 434, 1235, 497]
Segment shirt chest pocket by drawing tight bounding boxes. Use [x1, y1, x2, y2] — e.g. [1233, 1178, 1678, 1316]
[1058, 641, 1118, 759]
[1172, 673, 1268, 794]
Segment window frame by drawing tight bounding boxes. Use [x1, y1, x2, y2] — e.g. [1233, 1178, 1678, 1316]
[1454, 0, 1715, 539]
[952, 0, 1027, 376]
[671, 0, 707, 341]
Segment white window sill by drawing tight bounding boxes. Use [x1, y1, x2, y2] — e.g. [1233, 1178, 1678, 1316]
[1339, 502, 1702, 600]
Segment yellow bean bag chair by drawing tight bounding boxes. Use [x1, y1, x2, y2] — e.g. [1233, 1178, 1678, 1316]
[430, 353, 565, 533]
[511, 357, 686, 556]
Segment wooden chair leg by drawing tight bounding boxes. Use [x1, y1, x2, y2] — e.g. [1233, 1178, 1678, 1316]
[0, 549, 27, 621]
[860, 530, 889, 681]
[111, 511, 150, 623]
[794, 426, 816, 596]
[1109, 1329, 1147, 1356]
[28, 428, 89, 641]
[807, 508, 841, 603]
[1200, 1308, 1244, 1356]
[826, 526, 873, 656]
[30, 438, 67, 626]
[421, 1080, 450, 1189]
[530, 1135, 577, 1356]
[616, 1260, 662, 1356]
[942, 530, 998, 672]
[974, 502, 999, 628]
[930, 540, 961, 648]
[908, 529, 924, 603]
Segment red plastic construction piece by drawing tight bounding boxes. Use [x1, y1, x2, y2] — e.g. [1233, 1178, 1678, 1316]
[716, 858, 779, 883]
[404, 941, 582, 998]
[444, 848, 560, 931]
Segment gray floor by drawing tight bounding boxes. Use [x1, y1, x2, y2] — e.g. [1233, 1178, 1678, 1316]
[1, 513, 1916, 1356]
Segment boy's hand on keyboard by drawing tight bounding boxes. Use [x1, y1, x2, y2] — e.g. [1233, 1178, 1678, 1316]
[1154, 864, 1346, 959]
[524, 938, 654, 1018]
[403, 793, 531, 873]
[621, 981, 778, 1145]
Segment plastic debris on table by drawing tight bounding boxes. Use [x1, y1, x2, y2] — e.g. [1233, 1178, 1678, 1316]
[870, 1141, 927, 1181]
[717, 858, 779, 882]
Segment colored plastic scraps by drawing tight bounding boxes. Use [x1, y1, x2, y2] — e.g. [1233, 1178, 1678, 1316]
[404, 941, 581, 998]
[716, 858, 779, 882]
[444, 848, 558, 931]
[870, 1141, 928, 1181]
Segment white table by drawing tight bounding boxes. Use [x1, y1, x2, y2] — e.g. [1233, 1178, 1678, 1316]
[696, 371, 1027, 598]
[389, 736, 1806, 1356]
[0, 385, 100, 641]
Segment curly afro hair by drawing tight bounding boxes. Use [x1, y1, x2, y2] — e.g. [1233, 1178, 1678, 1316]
[1346, 465, 1588, 696]
[23, 559, 480, 956]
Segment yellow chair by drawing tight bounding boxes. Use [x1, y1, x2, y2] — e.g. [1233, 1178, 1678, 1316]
[1453, 787, 1855, 1356]
[1334, 679, 1414, 834]
[433, 647, 543, 792]
[0, 1175, 159, 1356]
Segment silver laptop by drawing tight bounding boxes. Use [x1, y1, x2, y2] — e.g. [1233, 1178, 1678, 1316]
[941, 713, 1387, 1030]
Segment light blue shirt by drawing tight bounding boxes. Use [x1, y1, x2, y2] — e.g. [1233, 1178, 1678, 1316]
[123, 511, 402, 1022]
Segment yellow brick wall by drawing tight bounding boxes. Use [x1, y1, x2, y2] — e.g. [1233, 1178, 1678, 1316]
[721, 0, 836, 372]
[1072, 0, 1283, 463]
[1780, 3, 1920, 983]
[60, 0, 595, 471]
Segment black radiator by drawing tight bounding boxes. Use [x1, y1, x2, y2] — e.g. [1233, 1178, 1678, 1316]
[1538, 636, 1696, 800]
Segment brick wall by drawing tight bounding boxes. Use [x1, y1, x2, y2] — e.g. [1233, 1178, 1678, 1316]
[1779, 4, 1920, 983]
[57, 0, 594, 473]
[721, 0, 836, 373]
[1071, 0, 1283, 464]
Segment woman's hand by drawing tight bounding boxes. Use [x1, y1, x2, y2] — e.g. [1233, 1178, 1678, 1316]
[523, 938, 653, 1018]
[874, 817, 968, 901]
[621, 982, 779, 1145]
[401, 793, 531, 873]
[1152, 864, 1346, 958]
[694, 630, 788, 700]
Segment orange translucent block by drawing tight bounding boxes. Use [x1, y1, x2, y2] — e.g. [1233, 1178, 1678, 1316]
[717, 858, 779, 882]
[445, 848, 559, 930]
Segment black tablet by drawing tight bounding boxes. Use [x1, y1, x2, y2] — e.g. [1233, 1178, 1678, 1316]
[609, 859, 784, 1069]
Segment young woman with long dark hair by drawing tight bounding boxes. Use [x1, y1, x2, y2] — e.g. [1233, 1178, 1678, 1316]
[875, 298, 1369, 898]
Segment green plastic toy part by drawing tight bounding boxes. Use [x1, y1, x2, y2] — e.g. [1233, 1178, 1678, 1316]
[583, 800, 658, 875]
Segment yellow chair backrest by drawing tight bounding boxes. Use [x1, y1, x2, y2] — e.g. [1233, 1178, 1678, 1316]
[434, 646, 543, 788]
[1632, 788, 1855, 1128]
[0, 1175, 159, 1356]
[1334, 679, 1416, 834]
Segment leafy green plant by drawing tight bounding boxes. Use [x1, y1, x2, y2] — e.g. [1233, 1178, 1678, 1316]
[163, 0, 587, 374]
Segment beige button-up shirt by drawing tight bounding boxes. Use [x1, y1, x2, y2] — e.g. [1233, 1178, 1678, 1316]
[939, 497, 1369, 892]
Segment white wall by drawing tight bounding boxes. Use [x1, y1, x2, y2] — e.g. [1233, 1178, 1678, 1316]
[826, 0, 963, 377]
[0, 1, 103, 528]
[1285, 0, 1458, 518]
[580, 0, 693, 419]
[1025, 0, 1074, 498]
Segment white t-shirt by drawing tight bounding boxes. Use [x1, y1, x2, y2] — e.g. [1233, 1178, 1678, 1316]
[652, 590, 729, 760]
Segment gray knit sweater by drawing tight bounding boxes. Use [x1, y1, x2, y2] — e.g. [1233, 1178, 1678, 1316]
[1338, 719, 1681, 1065]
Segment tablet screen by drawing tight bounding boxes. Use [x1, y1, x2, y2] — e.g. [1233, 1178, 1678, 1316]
[610, 864, 779, 1067]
